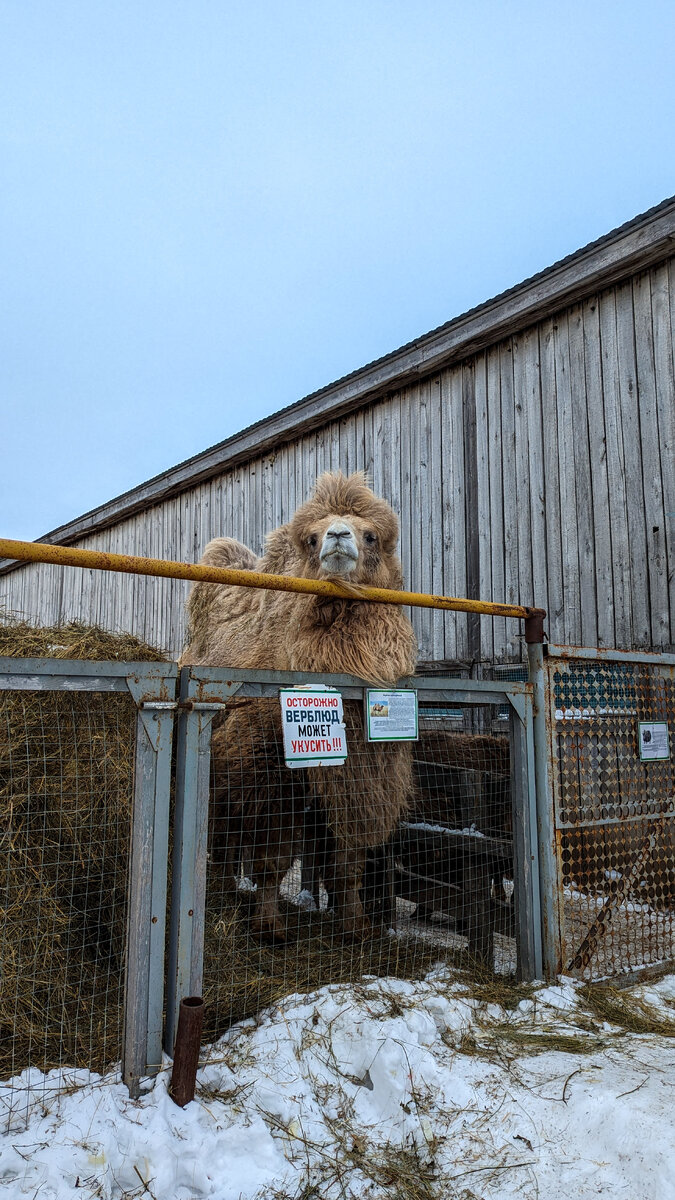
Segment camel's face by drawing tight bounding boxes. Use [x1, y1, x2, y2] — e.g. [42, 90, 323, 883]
[302, 514, 388, 583]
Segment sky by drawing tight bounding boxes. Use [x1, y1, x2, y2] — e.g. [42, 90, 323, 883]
[2, 0, 675, 541]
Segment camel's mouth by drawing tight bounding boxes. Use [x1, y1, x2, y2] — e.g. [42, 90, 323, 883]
[319, 546, 358, 575]
[319, 523, 360, 575]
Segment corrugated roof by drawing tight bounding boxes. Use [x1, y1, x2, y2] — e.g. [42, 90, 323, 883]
[3, 193, 675, 571]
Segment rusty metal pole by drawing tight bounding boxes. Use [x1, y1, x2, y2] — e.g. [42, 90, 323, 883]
[525, 607, 561, 980]
[0, 537, 546, 623]
[169, 996, 205, 1107]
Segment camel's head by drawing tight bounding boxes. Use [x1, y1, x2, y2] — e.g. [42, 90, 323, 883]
[289, 472, 403, 588]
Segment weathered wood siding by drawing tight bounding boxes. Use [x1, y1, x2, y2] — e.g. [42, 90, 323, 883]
[3, 260, 674, 663]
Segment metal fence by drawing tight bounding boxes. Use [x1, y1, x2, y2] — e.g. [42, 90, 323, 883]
[10, 644, 675, 1103]
[164, 666, 539, 1053]
[0, 657, 177, 1108]
[531, 645, 675, 982]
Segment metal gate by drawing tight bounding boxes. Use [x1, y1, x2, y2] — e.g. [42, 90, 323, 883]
[0, 656, 177, 1102]
[534, 645, 675, 982]
[165, 666, 539, 1053]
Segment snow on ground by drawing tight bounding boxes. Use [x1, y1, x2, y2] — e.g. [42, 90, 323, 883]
[2, 972, 675, 1200]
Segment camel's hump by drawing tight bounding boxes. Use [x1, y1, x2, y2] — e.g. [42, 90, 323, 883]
[199, 537, 258, 572]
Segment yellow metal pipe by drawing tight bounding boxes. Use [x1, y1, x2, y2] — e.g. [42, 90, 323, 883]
[0, 537, 545, 622]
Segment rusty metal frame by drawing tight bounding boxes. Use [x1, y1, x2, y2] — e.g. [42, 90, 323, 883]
[529, 643, 675, 982]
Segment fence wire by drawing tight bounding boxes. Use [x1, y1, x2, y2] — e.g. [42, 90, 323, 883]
[0, 690, 135, 1086]
[201, 695, 517, 1042]
[550, 658, 675, 980]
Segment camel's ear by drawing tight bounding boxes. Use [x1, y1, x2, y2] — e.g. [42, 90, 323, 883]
[371, 505, 399, 556]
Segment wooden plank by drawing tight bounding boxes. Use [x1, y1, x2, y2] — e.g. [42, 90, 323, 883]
[397, 389, 413, 639]
[354, 408, 366, 475]
[474, 353, 493, 664]
[599, 286, 632, 647]
[440, 369, 458, 660]
[385, 394, 401, 589]
[615, 279, 650, 647]
[523, 326, 549, 625]
[371, 400, 385, 499]
[463, 364, 480, 661]
[314, 424, 327, 481]
[362, 405, 374, 484]
[539, 319, 564, 644]
[262, 455, 274, 544]
[512, 335, 533, 642]
[329, 417, 341, 473]
[582, 297, 614, 647]
[344, 411, 357, 476]
[553, 315, 581, 645]
[499, 341, 520, 658]
[254, 452, 264, 554]
[428, 377, 445, 660]
[486, 344, 506, 660]
[450, 366, 468, 661]
[413, 380, 433, 658]
[653, 262, 675, 645]
[633, 270, 670, 647]
[567, 303, 597, 645]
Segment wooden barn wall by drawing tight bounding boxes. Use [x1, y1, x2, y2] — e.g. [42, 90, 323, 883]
[2, 259, 674, 665]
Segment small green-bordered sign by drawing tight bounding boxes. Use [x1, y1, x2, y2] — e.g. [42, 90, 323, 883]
[365, 689, 418, 742]
[638, 721, 670, 762]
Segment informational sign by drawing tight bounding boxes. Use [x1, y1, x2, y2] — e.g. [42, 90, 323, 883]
[280, 687, 348, 767]
[365, 689, 418, 742]
[638, 721, 670, 762]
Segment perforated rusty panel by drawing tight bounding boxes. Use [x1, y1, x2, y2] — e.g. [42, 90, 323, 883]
[549, 657, 675, 981]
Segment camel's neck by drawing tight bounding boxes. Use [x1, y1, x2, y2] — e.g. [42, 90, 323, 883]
[289, 597, 417, 685]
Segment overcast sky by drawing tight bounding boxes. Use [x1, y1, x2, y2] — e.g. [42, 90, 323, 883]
[2, 1, 675, 540]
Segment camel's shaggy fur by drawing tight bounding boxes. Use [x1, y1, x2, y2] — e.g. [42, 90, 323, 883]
[182, 472, 418, 938]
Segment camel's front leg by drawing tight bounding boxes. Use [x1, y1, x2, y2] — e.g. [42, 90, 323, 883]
[249, 810, 296, 942]
[324, 844, 371, 938]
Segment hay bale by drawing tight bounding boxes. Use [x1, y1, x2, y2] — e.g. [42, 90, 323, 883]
[0, 618, 166, 1080]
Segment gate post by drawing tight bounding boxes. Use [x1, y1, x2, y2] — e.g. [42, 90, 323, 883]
[527, 642, 562, 980]
[508, 693, 542, 981]
[123, 670, 178, 1098]
[165, 669, 216, 1057]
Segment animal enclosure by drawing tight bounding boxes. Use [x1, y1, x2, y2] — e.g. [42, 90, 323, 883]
[3, 640, 675, 1118]
[539, 645, 675, 981]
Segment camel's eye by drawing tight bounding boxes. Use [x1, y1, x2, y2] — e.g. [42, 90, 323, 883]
[308, 534, 318, 549]
[364, 532, 377, 546]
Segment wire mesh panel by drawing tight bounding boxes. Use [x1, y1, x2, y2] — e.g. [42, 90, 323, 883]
[395, 706, 516, 976]
[0, 654, 177, 1121]
[547, 652, 675, 981]
[170, 672, 532, 1049]
[0, 688, 136, 1083]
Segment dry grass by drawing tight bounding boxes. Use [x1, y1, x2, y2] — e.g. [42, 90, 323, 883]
[0, 616, 167, 662]
[0, 617, 166, 1081]
[580, 983, 675, 1038]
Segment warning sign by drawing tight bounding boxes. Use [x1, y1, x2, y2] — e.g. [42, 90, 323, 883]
[279, 688, 348, 768]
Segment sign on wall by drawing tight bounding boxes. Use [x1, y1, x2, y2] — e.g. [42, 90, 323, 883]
[638, 721, 670, 762]
[365, 689, 418, 742]
[280, 687, 348, 767]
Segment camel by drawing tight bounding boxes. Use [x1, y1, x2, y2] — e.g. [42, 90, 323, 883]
[182, 471, 418, 938]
